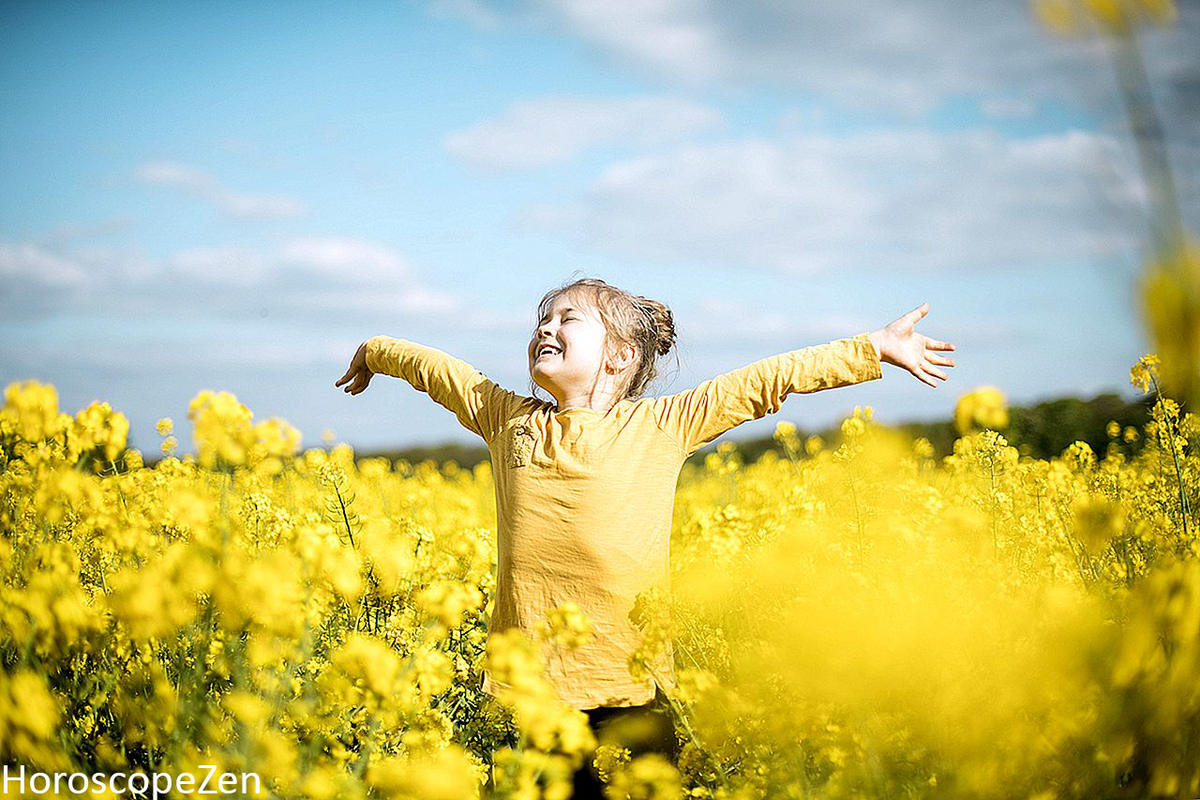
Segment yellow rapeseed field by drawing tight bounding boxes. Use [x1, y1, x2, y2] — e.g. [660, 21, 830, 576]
[0, 353, 1196, 799]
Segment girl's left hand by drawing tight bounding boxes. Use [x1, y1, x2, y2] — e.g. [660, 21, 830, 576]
[869, 303, 957, 388]
[336, 341, 375, 395]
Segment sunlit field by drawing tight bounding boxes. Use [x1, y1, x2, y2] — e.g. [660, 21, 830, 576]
[1, 351, 1195, 800]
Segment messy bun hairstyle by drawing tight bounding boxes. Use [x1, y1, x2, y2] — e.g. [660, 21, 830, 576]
[530, 274, 679, 404]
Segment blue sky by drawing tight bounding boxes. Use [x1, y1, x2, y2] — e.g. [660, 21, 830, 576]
[2, 0, 1197, 455]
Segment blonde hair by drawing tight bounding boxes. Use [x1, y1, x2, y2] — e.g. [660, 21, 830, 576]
[529, 274, 679, 406]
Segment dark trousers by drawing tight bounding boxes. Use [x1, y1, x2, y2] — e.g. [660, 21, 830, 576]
[570, 688, 680, 799]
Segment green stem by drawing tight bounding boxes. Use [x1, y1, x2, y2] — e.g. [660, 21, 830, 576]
[1150, 374, 1191, 544]
[649, 670, 734, 794]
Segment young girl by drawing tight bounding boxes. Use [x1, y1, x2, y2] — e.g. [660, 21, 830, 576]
[335, 277, 956, 792]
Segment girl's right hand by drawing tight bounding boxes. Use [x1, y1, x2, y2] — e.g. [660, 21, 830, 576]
[336, 341, 375, 395]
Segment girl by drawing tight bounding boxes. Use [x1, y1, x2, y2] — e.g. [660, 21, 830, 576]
[335, 277, 956, 793]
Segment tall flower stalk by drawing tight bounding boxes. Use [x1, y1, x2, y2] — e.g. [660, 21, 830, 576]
[1032, 0, 1200, 409]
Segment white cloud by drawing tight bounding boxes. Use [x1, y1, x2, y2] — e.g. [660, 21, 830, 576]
[221, 194, 307, 219]
[444, 94, 723, 171]
[278, 237, 411, 281]
[543, 0, 727, 85]
[682, 296, 1020, 347]
[0, 235, 461, 324]
[427, 0, 513, 30]
[134, 161, 308, 220]
[43, 217, 136, 244]
[430, 0, 1198, 121]
[397, 286, 463, 313]
[0, 242, 89, 286]
[431, 1, 1198, 243]
[683, 297, 837, 344]
[163, 237, 413, 285]
[520, 127, 1144, 273]
[135, 162, 214, 194]
[291, 286, 462, 315]
[167, 246, 274, 284]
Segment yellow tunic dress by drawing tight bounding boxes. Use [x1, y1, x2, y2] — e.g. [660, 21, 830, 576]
[365, 332, 882, 709]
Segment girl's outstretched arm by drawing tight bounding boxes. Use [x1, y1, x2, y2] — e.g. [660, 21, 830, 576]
[651, 303, 956, 458]
[336, 336, 523, 445]
[650, 332, 882, 458]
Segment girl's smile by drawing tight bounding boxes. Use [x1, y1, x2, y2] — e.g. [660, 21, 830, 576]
[528, 295, 599, 380]
[527, 292, 637, 412]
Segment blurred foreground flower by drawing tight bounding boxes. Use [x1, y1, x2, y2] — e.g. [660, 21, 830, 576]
[954, 386, 1009, 436]
[1140, 235, 1200, 404]
[1031, 0, 1176, 34]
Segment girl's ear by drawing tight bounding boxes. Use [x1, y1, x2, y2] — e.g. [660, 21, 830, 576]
[619, 343, 638, 370]
[604, 343, 637, 374]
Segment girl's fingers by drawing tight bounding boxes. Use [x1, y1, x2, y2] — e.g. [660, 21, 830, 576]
[915, 363, 942, 386]
[927, 353, 957, 367]
[336, 361, 362, 387]
[336, 345, 368, 387]
[922, 361, 949, 381]
[910, 363, 934, 387]
[342, 368, 367, 394]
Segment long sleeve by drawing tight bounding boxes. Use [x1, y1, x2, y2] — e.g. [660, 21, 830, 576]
[364, 336, 524, 445]
[651, 332, 882, 457]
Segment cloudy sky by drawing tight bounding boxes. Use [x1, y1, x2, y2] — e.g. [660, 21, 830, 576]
[2, 0, 1197, 455]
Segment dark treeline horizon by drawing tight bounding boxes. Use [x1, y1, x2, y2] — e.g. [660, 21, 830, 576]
[302, 390, 1159, 473]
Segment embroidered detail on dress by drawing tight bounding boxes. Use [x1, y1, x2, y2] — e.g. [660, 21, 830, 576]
[509, 423, 535, 467]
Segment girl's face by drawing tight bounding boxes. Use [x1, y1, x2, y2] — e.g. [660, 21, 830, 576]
[528, 293, 613, 405]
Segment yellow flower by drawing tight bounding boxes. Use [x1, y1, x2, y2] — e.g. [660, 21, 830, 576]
[249, 417, 303, 471]
[359, 519, 414, 596]
[2, 380, 68, 443]
[187, 389, 254, 469]
[366, 745, 483, 800]
[534, 601, 595, 651]
[331, 632, 404, 698]
[1130, 353, 1161, 393]
[73, 401, 130, 461]
[1071, 494, 1127, 554]
[416, 579, 484, 628]
[604, 753, 683, 800]
[841, 417, 866, 439]
[1031, 0, 1176, 35]
[211, 549, 306, 637]
[4, 669, 61, 742]
[413, 645, 455, 697]
[912, 437, 936, 460]
[1139, 235, 1200, 401]
[954, 386, 1009, 436]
